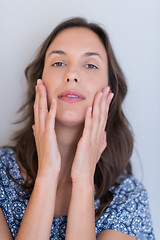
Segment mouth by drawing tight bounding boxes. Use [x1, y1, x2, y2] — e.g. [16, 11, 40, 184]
[58, 90, 86, 103]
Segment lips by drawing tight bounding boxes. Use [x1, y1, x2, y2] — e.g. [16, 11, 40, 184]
[58, 90, 85, 103]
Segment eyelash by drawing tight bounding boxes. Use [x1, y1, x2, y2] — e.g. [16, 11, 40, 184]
[51, 62, 98, 69]
[84, 64, 98, 69]
[51, 62, 66, 67]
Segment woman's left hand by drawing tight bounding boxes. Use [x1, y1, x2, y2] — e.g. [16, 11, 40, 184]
[71, 86, 114, 184]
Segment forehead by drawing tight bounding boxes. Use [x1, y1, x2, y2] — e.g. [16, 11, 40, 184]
[46, 27, 107, 59]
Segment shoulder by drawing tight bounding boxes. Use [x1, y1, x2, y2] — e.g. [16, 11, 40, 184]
[0, 148, 15, 167]
[0, 148, 27, 238]
[111, 174, 148, 205]
[0, 148, 15, 179]
[95, 174, 155, 239]
[0, 147, 23, 185]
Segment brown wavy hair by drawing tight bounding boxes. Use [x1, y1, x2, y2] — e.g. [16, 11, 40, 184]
[11, 17, 133, 220]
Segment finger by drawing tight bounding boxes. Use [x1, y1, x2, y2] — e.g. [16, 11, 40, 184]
[82, 106, 92, 139]
[107, 91, 114, 106]
[90, 91, 103, 137]
[38, 82, 48, 131]
[92, 91, 103, 119]
[105, 91, 114, 121]
[99, 86, 110, 130]
[101, 87, 114, 130]
[101, 131, 107, 151]
[97, 131, 107, 162]
[33, 80, 40, 127]
[45, 98, 57, 136]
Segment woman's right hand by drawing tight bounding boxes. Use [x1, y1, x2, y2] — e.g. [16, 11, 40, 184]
[33, 79, 61, 178]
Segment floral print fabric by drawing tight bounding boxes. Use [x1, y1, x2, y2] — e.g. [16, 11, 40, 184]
[0, 148, 155, 239]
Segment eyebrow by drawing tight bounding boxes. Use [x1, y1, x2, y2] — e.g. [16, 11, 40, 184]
[48, 50, 65, 57]
[84, 52, 103, 60]
[47, 50, 103, 60]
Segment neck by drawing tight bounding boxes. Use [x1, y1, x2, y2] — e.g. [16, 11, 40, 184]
[55, 120, 84, 188]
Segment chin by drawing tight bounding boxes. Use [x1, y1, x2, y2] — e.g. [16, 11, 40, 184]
[56, 110, 85, 128]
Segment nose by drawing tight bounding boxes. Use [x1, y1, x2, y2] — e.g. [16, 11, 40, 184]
[64, 66, 80, 84]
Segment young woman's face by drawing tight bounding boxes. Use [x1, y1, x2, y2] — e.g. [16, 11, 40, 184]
[42, 27, 108, 127]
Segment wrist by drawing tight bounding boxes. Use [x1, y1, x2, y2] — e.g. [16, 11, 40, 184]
[36, 170, 59, 185]
[71, 173, 94, 186]
[72, 178, 95, 192]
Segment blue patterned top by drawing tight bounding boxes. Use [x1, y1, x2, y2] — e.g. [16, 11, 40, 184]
[0, 148, 155, 239]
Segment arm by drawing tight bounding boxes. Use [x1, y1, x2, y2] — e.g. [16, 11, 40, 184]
[65, 181, 96, 240]
[0, 209, 13, 240]
[0, 176, 58, 240]
[65, 86, 136, 240]
[15, 174, 58, 240]
[97, 230, 136, 240]
[65, 87, 113, 240]
[15, 79, 61, 240]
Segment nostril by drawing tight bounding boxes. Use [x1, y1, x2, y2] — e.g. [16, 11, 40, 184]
[66, 78, 78, 82]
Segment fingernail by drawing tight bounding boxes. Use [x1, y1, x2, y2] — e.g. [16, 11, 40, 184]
[52, 98, 56, 104]
[89, 107, 92, 112]
[99, 92, 103, 98]
[110, 93, 114, 100]
[37, 79, 41, 85]
[106, 87, 110, 94]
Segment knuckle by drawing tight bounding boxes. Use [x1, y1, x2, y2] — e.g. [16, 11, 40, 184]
[94, 110, 101, 120]
[33, 102, 37, 111]
[39, 102, 44, 111]
[48, 109, 55, 119]
[46, 113, 52, 123]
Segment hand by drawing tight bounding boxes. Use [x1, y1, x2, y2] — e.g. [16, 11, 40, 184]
[32, 79, 61, 178]
[71, 87, 114, 184]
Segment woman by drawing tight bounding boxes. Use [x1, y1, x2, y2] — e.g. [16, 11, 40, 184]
[0, 17, 155, 239]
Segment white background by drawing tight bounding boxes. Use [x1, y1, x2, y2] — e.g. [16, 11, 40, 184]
[0, 0, 159, 238]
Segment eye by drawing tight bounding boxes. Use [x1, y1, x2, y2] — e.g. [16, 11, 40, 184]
[84, 64, 98, 69]
[51, 62, 66, 67]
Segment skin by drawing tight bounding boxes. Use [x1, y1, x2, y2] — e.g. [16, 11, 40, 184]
[0, 27, 136, 239]
[41, 27, 110, 186]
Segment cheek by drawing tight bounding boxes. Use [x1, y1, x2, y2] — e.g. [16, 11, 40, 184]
[42, 71, 60, 104]
[89, 77, 108, 97]
[41, 80, 56, 108]
[99, 72, 109, 87]
[90, 70, 108, 86]
[42, 65, 60, 84]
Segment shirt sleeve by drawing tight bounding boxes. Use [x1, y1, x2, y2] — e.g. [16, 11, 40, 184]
[95, 176, 155, 239]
